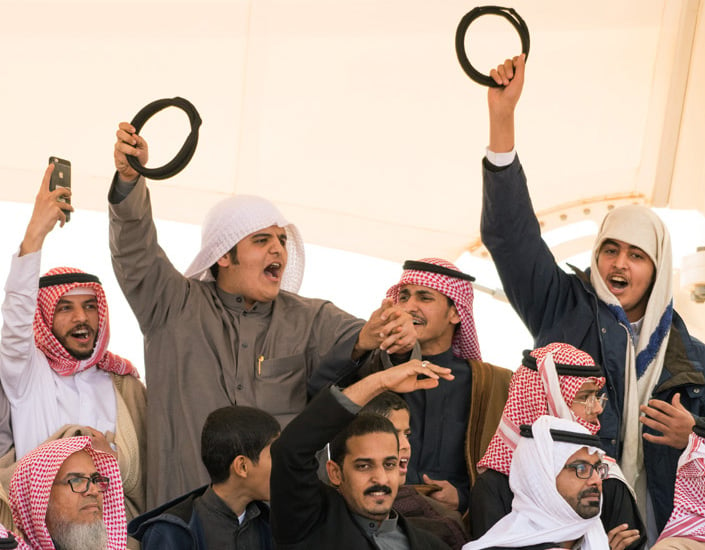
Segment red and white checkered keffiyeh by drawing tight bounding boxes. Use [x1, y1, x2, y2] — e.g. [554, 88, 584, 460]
[386, 257, 481, 360]
[657, 432, 705, 542]
[477, 342, 605, 476]
[9, 436, 126, 550]
[34, 267, 137, 377]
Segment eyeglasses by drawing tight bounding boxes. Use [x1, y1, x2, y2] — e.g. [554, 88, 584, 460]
[564, 462, 609, 480]
[55, 473, 110, 494]
[572, 393, 608, 414]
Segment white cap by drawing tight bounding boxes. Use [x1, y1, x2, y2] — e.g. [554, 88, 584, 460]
[184, 195, 305, 293]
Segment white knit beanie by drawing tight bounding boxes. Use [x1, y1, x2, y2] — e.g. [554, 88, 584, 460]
[184, 195, 305, 293]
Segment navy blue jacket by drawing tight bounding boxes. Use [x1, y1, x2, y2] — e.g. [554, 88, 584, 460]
[128, 485, 272, 550]
[481, 155, 705, 531]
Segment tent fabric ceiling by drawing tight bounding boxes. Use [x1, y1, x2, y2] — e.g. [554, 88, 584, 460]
[1, 0, 704, 265]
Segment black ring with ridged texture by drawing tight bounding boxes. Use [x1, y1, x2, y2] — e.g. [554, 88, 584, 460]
[127, 97, 202, 180]
[455, 5, 530, 87]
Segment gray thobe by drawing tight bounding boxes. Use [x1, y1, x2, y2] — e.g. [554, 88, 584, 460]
[108, 175, 365, 507]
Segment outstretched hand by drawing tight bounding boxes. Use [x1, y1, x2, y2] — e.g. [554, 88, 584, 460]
[640, 393, 696, 449]
[342, 359, 453, 407]
[114, 122, 149, 183]
[378, 360, 454, 394]
[19, 164, 73, 256]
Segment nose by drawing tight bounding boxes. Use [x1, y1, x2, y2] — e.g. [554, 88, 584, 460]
[401, 296, 419, 313]
[371, 465, 391, 485]
[587, 467, 603, 488]
[614, 249, 629, 269]
[73, 307, 88, 323]
[84, 479, 101, 496]
[593, 398, 604, 416]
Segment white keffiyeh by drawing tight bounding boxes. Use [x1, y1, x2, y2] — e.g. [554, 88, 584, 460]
[464, 416, 609, 550]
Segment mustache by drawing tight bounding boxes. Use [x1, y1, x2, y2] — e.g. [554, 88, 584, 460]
[65, 323, 95, 335]
[578, 488, 601, 500]
[364, 484, 392, 496]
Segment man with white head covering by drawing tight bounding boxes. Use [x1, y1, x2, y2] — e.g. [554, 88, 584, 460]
[9, 436, 127, 550]
[471, 343, 644, 550]
[341, 258, 512, 513]
[0, 165, 146, 531]
[110, 122, 416, 507]
[464, 415, 610, 550]
[478, 55, 705, 537]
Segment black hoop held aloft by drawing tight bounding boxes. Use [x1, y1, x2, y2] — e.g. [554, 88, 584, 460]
[127, 97, 202, 180]
[455, 6, 530, 87]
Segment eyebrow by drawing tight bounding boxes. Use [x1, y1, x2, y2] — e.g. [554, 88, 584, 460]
[56, 297, 97, 305]
[60, 471, 98, 479]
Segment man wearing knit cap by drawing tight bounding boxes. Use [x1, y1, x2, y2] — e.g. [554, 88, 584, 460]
[359, 258, 512, 514]
[0, 165, 146, 531]
[9, 436, 127, 550]
[479, 55, 705, 538]
[463, 416, 611, 550]
[111, 123, 416, 507]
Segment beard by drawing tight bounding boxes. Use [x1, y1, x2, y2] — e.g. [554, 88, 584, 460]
[55, 325, 98, 360]
[46, 512, 107, 550]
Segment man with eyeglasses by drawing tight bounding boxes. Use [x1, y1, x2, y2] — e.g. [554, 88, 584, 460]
[471, 343, 645, 550]
[464, 415, 610, 550]
[8, 436, 127, 549]
[479, 54, 705, 539]
[0, 165, 146, 533]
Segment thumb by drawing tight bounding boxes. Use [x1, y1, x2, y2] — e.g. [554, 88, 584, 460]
[422, 474, 436, 484]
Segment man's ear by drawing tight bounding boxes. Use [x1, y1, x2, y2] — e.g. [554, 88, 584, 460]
[449, 304, 460, 326]
[326, 460, 343, 487]
[217, 253, 233, 268]
[231, 455, 248, 479]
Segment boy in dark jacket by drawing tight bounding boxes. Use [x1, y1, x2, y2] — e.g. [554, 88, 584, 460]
[128, 406, 279, 549]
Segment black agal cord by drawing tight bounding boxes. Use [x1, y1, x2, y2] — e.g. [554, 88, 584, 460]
[455, 6, 530, 87]
[127, 97, 202, 180]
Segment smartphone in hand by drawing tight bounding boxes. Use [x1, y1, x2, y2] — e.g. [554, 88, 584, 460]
[48, 156, 71, 222]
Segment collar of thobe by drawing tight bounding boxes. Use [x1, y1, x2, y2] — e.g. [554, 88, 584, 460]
[216, 288, 274, 316]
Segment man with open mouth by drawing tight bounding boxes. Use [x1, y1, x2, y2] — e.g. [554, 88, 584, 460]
[111, 121, 417, 508]
[479, 54, 705, 540]
[0, 165, 146, 537]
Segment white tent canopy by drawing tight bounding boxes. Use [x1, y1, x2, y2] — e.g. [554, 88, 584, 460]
[1, 0, 704, 349]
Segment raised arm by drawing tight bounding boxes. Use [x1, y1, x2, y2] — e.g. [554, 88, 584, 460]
[271, 361, 452, 543]
[109, 122, 191, 334]
[0, 166, 71, 397]
[480, 57, 580, 337]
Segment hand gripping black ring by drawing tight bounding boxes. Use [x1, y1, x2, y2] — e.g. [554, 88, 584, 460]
[127, 97, 202, 180]
[455, 6, 530, 87]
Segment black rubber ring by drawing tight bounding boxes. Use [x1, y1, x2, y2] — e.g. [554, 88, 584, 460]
[127, 97, 202, 180]
[455, 6, 530, 87]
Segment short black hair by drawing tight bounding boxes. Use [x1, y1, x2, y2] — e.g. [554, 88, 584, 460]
[201, 405, 280, 484]
[360, 392, 408, 418]
[329, 413, 399, 468]
[208, 244, 238, 280]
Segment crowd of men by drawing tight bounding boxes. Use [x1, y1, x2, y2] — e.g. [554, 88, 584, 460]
[0, 54, 702, 550]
